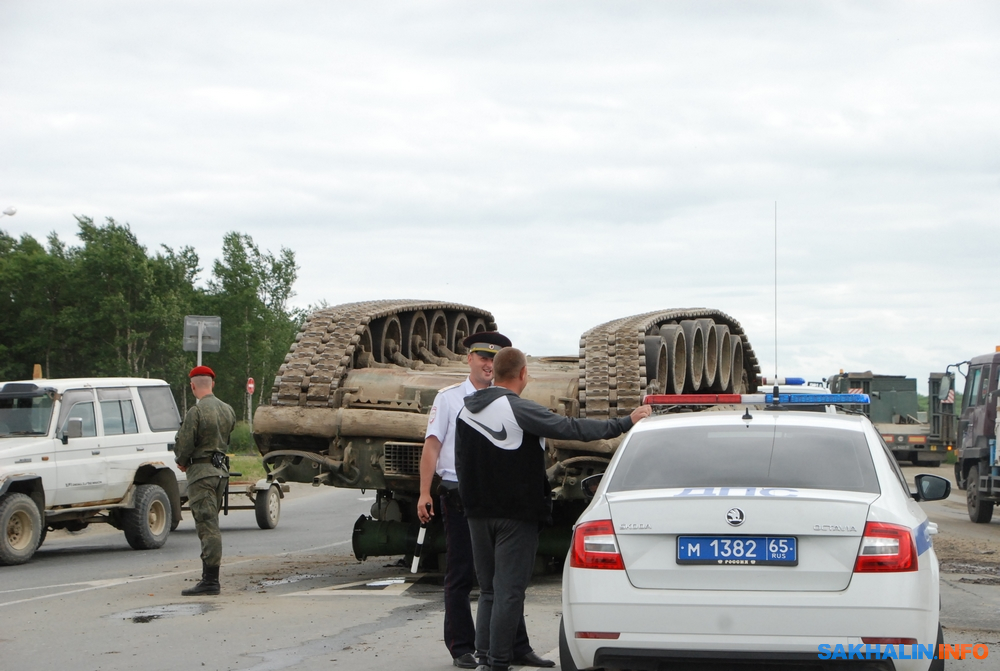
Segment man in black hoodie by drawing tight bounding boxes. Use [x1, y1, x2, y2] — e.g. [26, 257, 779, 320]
[456, 347, 651, 671]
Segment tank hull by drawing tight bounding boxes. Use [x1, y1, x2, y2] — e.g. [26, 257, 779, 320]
[254, 300, 760, 561]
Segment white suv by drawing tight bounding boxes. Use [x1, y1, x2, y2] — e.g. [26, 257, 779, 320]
[0, 378, 187, 565]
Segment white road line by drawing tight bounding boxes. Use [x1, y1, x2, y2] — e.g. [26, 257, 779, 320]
[1, 539, 353, 608]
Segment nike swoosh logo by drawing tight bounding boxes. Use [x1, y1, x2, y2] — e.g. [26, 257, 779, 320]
[470, 418, 508, 441]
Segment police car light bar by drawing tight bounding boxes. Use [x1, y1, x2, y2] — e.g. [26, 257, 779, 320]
[758, 376, 806, 386]
[643, 393, 870, 406]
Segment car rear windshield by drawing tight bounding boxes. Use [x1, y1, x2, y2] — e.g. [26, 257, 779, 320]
[609, 423, 880, 494]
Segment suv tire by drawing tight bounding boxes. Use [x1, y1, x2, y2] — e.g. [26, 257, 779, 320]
[966, 464, 994, 524]
[0, 493, 42, 565]
[123, 484, 172, 550]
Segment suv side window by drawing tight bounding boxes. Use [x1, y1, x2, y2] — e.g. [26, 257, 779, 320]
[98, 388, 138, 435]
[138, 386, 181, 432]
[58, 390, 98, 438]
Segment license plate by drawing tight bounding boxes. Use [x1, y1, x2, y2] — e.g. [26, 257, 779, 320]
[676, 535, 798, 566]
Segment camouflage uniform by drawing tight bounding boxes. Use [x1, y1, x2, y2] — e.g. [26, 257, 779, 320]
[174, 393, 236, 567]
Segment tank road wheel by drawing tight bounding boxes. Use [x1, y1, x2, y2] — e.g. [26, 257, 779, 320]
[0, 494, 42, 565]
[255, 485, 281, 529]
[123, 484, 172, 550]
[967, 465, 994, 523]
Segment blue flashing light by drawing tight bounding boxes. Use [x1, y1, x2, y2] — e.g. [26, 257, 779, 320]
[765, 393, 870, 405]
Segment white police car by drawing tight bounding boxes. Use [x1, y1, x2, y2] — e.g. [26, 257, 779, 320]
[561, 394, 951, 671]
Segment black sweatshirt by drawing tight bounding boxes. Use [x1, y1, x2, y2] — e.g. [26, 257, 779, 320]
[455, 386, 635, 522]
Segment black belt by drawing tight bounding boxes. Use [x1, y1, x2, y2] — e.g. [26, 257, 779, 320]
[189, 457, 214, 464]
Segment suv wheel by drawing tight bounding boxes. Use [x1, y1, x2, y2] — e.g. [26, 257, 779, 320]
[967, 465, 994, 524]
[0, 493, 42, 565]
[123, 484, 172, 550]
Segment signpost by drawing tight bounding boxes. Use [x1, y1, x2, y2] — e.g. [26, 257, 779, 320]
[183, 316, 221, 366]
[246, 377, 255, 430]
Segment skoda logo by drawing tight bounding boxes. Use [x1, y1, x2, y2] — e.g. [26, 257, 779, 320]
[726, 508, 745, 526]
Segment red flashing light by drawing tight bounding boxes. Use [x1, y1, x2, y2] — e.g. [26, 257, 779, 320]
[643, 394, 743, 405]
[570, 519, 625, 570]
[854, 522, 917, 573]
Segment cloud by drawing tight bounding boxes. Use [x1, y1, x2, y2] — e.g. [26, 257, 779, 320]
[2, 1, 999, 392]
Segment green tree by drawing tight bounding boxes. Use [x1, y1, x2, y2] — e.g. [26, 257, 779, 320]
[200, 232, 299, 419]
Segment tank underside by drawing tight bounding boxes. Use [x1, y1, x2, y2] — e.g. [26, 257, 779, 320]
[253, 300, 760, 560]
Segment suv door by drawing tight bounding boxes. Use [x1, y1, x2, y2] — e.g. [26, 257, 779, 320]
[98, 387, 161, 500]
[53, 389, 108, 506]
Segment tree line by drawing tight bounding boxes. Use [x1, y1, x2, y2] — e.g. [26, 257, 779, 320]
[0, 216, 302, 418]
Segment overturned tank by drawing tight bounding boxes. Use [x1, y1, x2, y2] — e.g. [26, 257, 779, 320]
[253, 300, 760, 562]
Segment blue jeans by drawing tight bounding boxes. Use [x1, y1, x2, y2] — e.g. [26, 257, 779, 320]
[467, 517, 539, 668]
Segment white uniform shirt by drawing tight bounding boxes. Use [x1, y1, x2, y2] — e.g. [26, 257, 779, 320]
[424, 376, 478, 483]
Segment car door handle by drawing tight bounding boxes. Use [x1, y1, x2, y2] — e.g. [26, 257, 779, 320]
[136, 446, 145, 452]
[92, 450, 101, 455]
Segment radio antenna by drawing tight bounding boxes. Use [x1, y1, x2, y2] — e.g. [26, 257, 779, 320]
[774, 201, 778, 379]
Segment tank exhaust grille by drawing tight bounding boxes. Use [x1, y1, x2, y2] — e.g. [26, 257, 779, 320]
[384, 442, 423, 476]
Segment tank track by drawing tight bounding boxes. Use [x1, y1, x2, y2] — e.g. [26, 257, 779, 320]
[579, 308, 760, 419]
[270, 300, 496, 407]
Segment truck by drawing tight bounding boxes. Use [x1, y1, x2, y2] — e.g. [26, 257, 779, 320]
[951, 349, 1000, 523]
[826, 371, 956, 467]
[253, 300, 761, 563]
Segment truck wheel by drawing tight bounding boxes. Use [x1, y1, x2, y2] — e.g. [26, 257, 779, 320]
[123, 484, 172, 550]
[559, 618, 579, 671]
[0, 493, 42, 565]
[255, 485, 281, 529]
[966, 465, 994, 524]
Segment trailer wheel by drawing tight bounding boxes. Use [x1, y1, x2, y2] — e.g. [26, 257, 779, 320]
[255, 485, 281, 529]
[967, 465, 994, 524]
[123, 484, 172, 549]
[0, 493, 42, 565]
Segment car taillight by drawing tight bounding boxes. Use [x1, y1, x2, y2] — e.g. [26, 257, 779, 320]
[854, 522, 917, 572]
[570, 519, 624, 570]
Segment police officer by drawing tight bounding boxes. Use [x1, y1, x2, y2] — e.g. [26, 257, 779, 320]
[175, 365, 236, 596]
[417, 333, 553, 669]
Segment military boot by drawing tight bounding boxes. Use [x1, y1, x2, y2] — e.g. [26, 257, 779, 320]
[182, 562, 221, 596]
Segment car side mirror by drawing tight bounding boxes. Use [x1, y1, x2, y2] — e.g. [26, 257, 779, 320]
[581, 473, 604, 502]
[62, 417, 83, 444]
[913, 474, 951, 502]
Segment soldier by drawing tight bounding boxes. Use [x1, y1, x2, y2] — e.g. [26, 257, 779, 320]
[175, 365, 236, 596]
[417, 333, 553, 669]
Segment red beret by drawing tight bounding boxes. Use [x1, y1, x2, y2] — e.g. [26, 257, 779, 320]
[189, 365, 215, 379]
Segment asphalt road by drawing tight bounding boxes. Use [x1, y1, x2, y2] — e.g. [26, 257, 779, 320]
[1, 470, 997, 671]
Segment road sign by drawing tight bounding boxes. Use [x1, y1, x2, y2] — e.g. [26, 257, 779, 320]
[247, 378, 255, 395]
[183, 316, 221, 366]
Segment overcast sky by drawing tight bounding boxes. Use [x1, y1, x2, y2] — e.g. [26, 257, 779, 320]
[2, 1, 998, 393]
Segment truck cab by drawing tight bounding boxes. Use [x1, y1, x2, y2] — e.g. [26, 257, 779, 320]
[955, 351, 1000, 522]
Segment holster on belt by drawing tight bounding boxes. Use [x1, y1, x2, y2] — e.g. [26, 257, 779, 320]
[437, 481, 464, 514]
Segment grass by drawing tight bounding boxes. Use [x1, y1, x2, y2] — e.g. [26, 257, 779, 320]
[228, 454, 267, 483]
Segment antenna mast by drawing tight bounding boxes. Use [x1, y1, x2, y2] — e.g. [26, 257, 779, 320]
[774, 201, 777, 379]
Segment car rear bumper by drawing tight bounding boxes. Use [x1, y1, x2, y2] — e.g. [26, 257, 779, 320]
[563, 569, 938, 671]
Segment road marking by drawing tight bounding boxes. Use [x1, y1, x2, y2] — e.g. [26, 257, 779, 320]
[1, 540, 353, 608]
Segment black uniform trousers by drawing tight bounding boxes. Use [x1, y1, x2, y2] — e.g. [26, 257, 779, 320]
[440, 490, 531, 660]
